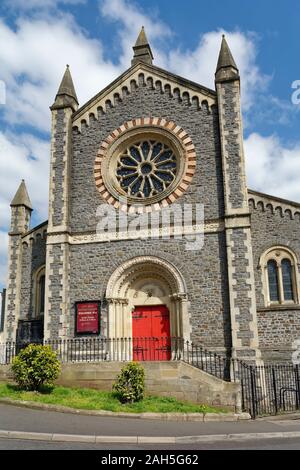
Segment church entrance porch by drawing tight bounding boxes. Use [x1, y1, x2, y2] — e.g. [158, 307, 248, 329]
[132, 305, 171, 361]
[105, 256, 190, 361]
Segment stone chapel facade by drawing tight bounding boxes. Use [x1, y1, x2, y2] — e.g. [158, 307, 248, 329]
[1, 29, 300, 363]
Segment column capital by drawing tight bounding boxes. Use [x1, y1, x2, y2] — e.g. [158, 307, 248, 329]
[106, 297, 128, 305]
[170, 292, 187, 302]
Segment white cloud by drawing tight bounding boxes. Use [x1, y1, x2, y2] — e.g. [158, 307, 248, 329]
[0, 132, 50, 229]
[0, 16, 120, 132]
[0, 0, 269, 133]
[100, 0, 269, 110]
[165, 30, 269, 111]
[245, 133, 300, 202]
[100, 0, 172, 68]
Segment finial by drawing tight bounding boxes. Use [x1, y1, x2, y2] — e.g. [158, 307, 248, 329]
[51, 65, 78, 111]
[132, 26, 154, 66]
[215, 34, 239, 82]
[10, 180, 32, 210]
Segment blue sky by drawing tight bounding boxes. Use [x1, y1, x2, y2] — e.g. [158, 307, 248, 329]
[0, 0, 299, 289]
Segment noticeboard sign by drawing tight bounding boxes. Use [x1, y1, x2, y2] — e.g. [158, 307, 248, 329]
[75, 301, 100, 335]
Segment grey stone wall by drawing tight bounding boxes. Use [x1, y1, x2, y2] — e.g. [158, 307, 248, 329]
[70, 78, 224, 233]
[67, 233, 231, 351]
[249, 198, 300, 361]
[20, 234, 46, 319]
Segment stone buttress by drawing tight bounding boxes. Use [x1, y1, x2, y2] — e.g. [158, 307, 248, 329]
[215, 36, 261, 363]
[44, 66, 78, 339]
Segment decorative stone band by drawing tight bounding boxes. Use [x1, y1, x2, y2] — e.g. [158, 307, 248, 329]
[94, 117, 196, 213]
[46, 220, 224, 246]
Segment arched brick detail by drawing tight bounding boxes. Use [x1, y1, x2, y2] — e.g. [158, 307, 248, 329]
[94, 117, 196, 212]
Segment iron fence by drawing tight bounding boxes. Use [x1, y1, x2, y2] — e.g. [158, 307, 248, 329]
[1, 337, 299, 418]
[0, 337, 229, 379]
[232, 360, 300, 418]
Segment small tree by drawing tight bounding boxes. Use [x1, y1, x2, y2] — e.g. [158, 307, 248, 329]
[11, 344, 61, 391]
[113, 362, 145, 403]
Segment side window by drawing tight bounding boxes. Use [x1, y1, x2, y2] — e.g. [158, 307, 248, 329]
[262, 248, 298, 306]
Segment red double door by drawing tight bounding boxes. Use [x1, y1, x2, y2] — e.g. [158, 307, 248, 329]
[132, 305, 171, 361]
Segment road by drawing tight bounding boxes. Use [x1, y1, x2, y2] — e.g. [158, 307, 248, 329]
[1, 403, 300, 450]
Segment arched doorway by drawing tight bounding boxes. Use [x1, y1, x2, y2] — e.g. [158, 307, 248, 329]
[105, 256, 189, 360]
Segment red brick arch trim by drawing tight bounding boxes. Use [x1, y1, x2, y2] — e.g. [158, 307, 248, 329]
[94, 117, 196, 212]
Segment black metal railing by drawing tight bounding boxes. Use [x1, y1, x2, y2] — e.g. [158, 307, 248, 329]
[1, 337, 299, 418]
[0, 337, 230, 379]
[231, 359, 300, 418]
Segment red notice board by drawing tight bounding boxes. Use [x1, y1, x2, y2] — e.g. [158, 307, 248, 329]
[75, 301, 100, 335]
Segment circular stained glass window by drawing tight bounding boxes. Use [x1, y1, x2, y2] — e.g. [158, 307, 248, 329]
[115, 140, 177, 199]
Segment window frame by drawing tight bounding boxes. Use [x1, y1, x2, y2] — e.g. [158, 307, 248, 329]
[260, 247, 299, 306]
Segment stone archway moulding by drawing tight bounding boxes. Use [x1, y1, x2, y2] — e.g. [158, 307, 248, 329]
[105, 255, 190, 344]
[106, 255, 187, 298]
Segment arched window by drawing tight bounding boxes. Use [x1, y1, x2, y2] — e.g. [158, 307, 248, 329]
[261, 247, 299, 306]
[34, 266, 45, 318]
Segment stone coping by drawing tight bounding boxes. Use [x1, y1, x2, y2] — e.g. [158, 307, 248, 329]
[0, 398, 250, 422]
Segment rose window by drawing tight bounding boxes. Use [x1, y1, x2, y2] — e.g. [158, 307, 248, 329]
[116, 140, 177, 198]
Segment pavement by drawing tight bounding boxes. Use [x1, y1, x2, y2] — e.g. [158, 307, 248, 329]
[1, 437, 300, 450]
[1, 403, 300, 446]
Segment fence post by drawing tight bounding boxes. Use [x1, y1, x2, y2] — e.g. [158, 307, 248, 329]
[250, 366, 257, 419]
[295, 364, 300, 410]
[272, 366, 278, 415]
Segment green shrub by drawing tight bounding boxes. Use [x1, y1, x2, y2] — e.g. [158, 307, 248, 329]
[11, 344, 61, 391]
[113, 362, 145, 404]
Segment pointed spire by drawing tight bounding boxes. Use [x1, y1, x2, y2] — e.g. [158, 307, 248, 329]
[51, 65, 79, 112]
[10, 180, 32, 210]
[215, 35, 239, 82]
[132, 26, 154, 66]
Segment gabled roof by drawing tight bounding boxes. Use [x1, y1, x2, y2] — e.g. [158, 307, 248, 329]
[72, 61, 216, 130]
[21, 220, 48, 239]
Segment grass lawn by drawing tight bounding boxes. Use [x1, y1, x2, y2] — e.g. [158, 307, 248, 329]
[0, 383, 227, 414]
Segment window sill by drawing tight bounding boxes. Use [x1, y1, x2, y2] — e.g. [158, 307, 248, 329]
[257, 304, 300, 312]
